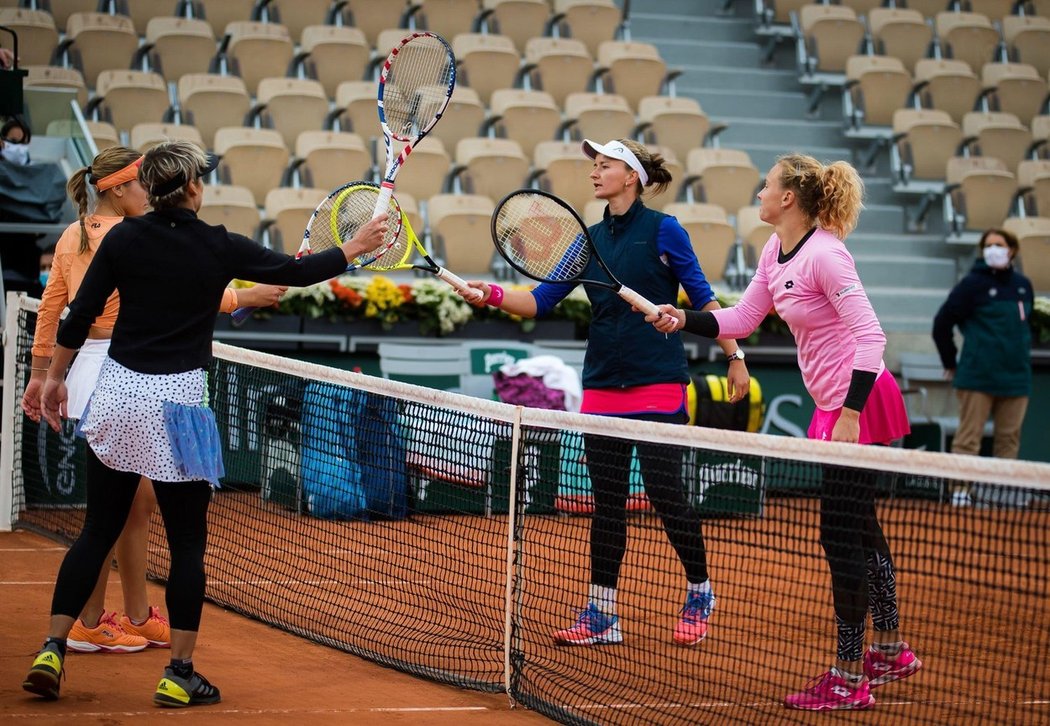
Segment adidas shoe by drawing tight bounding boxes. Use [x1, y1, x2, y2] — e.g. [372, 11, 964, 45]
[673, 590, 715, 646]
[552, 603, 623, 646]
[120, 606, 170, 648]
[864, 642, 923, 688]
[67, 611, 148, 653]
[153, 667, 222, 708]
[22, 642, 64, 700]
[784, 669, 875, 711]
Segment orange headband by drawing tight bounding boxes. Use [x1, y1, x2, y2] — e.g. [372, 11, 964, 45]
[95, 156, 144, 192]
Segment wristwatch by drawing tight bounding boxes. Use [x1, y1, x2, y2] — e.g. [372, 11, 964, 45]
[727, 350, 745, 363]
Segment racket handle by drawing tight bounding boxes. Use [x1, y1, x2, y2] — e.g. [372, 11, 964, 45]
[230, 305, 255, 327]
[435, 267, 484, 302]
[372, 181, 395, 219]
[617, 285, 661, 316]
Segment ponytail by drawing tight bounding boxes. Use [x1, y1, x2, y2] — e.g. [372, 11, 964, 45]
[777, 154, 864, 240]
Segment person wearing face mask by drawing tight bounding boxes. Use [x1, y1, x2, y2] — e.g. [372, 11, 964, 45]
[1, 117, 32, 166]
[932, 228, 1034, 505]
[37, 244, 55, 296]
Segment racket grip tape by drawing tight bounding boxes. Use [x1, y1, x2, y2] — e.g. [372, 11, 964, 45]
[230, 306, 255, 326]
[617, 285, 662, 317]
[435, 268, 484, 302]
[372, 182, 395, 219]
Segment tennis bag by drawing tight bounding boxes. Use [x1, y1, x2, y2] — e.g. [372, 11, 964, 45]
[691, 374, 765, 432]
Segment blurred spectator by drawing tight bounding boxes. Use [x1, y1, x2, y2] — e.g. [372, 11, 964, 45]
[37, 243, 55, 296]
[1, 116, 32, 166]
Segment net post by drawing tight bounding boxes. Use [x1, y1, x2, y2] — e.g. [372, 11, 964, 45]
[0, 292, 24, 531]
[502, 404, 523, 702]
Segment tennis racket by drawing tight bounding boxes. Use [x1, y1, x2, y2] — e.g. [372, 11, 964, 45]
[362, 203, 482, 301]
[231, 182, 402, 325]
[491, 189, 671, 321]
[372, 31, 456, 219]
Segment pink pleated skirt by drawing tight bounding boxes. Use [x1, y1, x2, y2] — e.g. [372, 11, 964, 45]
[808, 368, 911, 445]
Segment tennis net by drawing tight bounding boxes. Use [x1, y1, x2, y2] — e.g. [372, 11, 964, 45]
[3, 293, 1049, 724]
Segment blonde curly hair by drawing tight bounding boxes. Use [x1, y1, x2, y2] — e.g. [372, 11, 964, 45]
[777, 153, 864, 239]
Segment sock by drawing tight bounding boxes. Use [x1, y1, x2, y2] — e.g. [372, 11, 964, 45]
[588, 585, 617, 616]
[687, 580, 712, 598]
[873, 640, 903, 658]
[43, 637, 67, 658]
[831, 666, 864, 687]
[170, 658, 193, 679]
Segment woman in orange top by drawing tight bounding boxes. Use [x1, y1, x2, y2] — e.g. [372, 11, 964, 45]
[21, 146, 284, 654]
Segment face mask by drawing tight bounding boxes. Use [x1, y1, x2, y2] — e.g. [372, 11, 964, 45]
[39, 271, 49, 288]
[982, 245, 1011, 270]
[1, 141, 30, 166]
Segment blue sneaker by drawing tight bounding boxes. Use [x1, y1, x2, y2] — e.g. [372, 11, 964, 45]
[674, 590, 715, 645]
[553, 603, 623, 645]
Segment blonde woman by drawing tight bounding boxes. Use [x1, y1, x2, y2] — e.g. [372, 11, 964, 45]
[649, 154, 921, 711]
[22, 147, 285, 655]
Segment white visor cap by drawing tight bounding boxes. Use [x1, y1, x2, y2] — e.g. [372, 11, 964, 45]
[581, 139, 649, 187]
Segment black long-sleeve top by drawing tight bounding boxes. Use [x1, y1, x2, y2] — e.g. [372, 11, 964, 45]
[57, 207, 347, 374]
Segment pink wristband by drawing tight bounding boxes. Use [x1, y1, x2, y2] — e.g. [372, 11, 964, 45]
[486, 284, 504, 308]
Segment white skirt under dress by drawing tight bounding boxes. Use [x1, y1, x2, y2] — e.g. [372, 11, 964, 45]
[78, 357, 208, 484]
[65, 338, 110, 420]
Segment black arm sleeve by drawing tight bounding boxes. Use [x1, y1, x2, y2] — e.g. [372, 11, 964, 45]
[843, 369, 878, 412]
[681, 310, 720, 338]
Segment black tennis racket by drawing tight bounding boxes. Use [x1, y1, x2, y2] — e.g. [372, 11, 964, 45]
[491, 189, 669, 319]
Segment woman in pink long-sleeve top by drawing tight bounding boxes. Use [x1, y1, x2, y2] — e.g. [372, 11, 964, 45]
[649, 154, 922, 712]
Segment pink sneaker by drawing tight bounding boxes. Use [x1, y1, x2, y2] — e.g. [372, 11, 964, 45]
[552, 604, 622, 646]
[673, 591, 714, 646]
[784, 669, 875, 711]
[864, 642, 923, 687]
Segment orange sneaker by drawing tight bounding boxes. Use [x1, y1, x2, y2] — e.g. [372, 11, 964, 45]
[120, 606, 170, 648]
[67, 612, 148, 653]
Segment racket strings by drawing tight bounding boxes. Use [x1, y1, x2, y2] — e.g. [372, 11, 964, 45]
[494, 195, 591, 282]
[384, 35, 455, 138]
[306, 185, 400, 259]
[363, 215, 414, 271]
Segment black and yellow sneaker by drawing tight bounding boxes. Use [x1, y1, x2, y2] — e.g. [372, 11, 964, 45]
[22, 642, 64, 700]
[153, 667, 221, 708]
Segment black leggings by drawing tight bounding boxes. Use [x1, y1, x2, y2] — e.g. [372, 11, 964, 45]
[584, 412, 708, 589]
[50, 448, 212, 631]
[820, 462, 900, 661]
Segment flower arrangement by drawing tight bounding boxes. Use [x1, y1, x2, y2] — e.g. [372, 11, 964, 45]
[232, 275, 592, 337]
[1033, 296, 1050, 346]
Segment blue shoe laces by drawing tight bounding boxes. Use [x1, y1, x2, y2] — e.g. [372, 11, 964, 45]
[679, 591, 714, 622]
[575, 603, 614, 631]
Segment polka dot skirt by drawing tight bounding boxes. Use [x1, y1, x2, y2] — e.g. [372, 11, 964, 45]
[79, 357, 207, 483]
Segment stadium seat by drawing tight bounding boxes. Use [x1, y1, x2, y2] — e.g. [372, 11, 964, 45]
[641, 145, 683, 212]
[194, 0, 257, 40]
[253, 77, 329, 149]
[595, 40, 671, 112]
[890, 108, 964, 192]
[224, 21, 295, 96]
[262, 187, 328, 254]
[522, 36, 593, 108]
[452, 137, 530, 202]
[839, 0, 886, 16]
[944, 156, 1018, 240]
[116, 0, 185, 35]
[199, 183, 260, 238]
[452, 33, 521, 105]
[1025, 0, 1050, 16]
[550, 0, 622, 58]
[563, 91, 635, 144]
[479, 0, 551, 55]
[1032, 115, 1050, 159]
[979, 62, 1049, 127]
[213, 126, 291, 206]
[377, 341, 466, 391]
[88, 70, 170, 137]
[333, 0, 406, 48]
[486, 88, 561, 158]
[684, 148, 762, 218]
[410, 0, 481, 42]
[378, 137, 451, 202]
[935, 11, 1000, 75]
[430, 85, 487, 160]
[334, 80, 381, 145]
[1018, 159, 1050, 217]
[44, 119, 121, 150]
[636, 96, 712, 172]
[797, 4, 866, 76]
[962, 111, 1032, 174]
[0, 8, 58, 67]
[24, 65, 88, 108]
[868, 8, 934, 75]
[177, 73, 252, 149]
[961, 0, 1016, 23]
[261, 0, 331, 40]
[1003, 216, 1050, 292]
[45, 0, 98, 30]
[736, 205, 775, 248]
[531, 140, 598, 214]
[426, 193, 498, 276]
[913, 58, 982, 124]
[1002, 15, 1050, 79]
[130, 121, 204, 152]
[844, 55, 914, 133]
[583, 199, 606, 225]
[293, 130, 372, 192]
[663, 202, 738, 283]
[59, 12, 138, 88]
[298, 25, 370, 99]
[397, 190, 424, 238]
[901, 0, 955, 17]
[143, 16, 217, 84]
